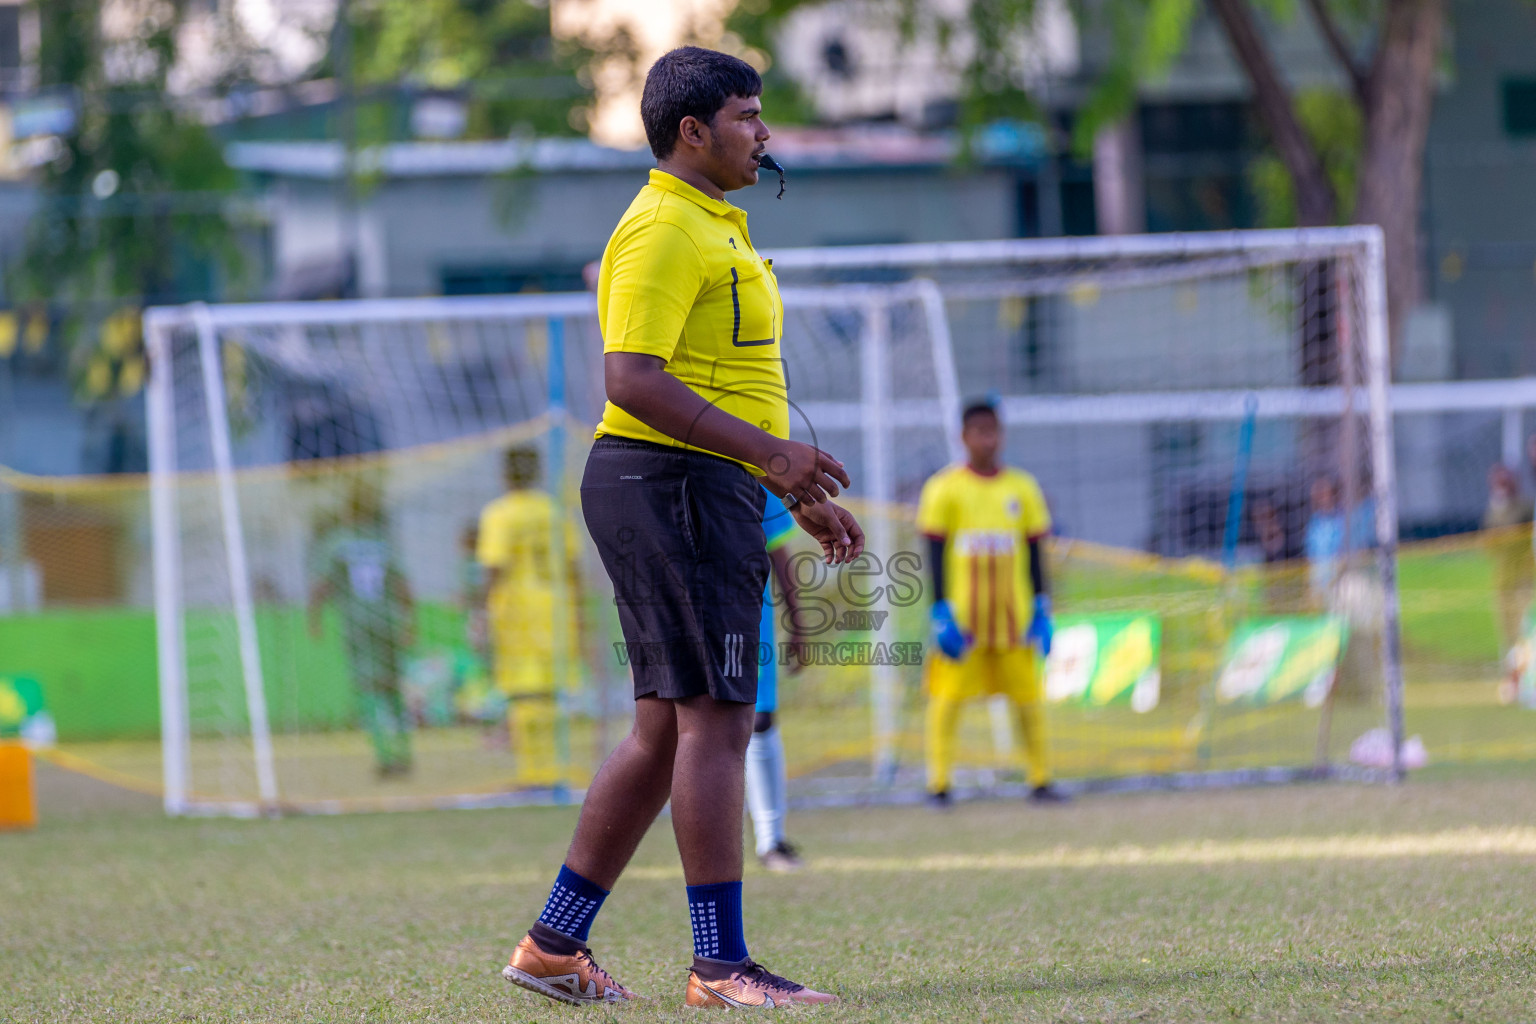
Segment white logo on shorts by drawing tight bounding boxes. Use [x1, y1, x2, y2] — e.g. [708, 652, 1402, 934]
[724, 633, 747, 677]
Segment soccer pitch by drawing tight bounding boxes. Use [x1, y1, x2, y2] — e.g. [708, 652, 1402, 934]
[6, 764, 1535, 1022]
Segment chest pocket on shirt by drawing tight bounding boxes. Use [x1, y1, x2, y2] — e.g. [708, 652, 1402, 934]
[728, 260, 777, 348]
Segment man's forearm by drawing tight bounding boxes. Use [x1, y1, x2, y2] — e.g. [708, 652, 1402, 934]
[607, 357, 778, 482]
[927, 536, 947, 603]
[1028, 537, 1048, 597]
[770, 546, 801, 633]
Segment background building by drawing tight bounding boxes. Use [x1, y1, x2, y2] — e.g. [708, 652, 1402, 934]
[1, 0, 1533, 542]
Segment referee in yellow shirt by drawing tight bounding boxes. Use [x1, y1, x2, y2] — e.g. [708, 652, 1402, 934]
[501, 47, 860, 1009]
[918, 399, 1068, 808]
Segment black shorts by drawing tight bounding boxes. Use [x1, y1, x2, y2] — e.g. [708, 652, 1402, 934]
[582, 436, 770, 703]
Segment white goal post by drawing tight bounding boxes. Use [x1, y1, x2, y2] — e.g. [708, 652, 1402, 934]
[768, 226, 1406, 787]
[145, 226, 1416, 817]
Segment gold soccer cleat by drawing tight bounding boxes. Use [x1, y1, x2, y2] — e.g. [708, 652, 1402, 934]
[685, 959, 839, 1009]
[502, 934, 640, 1005]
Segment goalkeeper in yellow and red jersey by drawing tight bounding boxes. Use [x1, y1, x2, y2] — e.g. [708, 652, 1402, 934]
[917, 399, 1067, 808]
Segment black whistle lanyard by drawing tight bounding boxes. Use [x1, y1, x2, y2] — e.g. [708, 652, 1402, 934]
[757, 153, 787, 199]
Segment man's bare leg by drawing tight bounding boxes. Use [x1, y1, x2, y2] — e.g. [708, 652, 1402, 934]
[563, 695, 679, 888]
[668, 694, 838, 1006]
[670, 694, 755, 884]
[504, 699, 676, 1004]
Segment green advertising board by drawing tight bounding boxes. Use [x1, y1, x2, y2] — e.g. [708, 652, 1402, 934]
[0, 676, 55, 746]
[1044, 614, 1162, 712]
[1215, 618, 1349, 708]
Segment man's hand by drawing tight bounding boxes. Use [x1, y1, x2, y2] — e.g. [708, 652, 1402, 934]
[789, 501, 865, 565]
[930, 600, 970, 660]
[1026, 595, 1053, 657]
[761, 439, 850, 507]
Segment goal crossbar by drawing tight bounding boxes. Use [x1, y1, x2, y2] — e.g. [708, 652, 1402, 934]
[796, 378, 1536, 431]
[764, 226, 1384, 271]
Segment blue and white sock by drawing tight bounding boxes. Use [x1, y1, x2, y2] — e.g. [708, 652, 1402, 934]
[687, 881, 749, 962]
[537, 864, 609, 943]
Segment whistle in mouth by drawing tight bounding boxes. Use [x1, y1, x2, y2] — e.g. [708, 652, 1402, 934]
[756, 152, 787, 199]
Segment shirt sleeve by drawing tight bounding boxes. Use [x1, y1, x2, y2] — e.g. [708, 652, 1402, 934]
[476, 502, 509, 569]
[601, 219, 708, 360]
[916, 473, 954, 539]
[1021, 475, 1052, 539]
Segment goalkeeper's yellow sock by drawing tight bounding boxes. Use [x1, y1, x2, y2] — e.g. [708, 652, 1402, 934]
[509, 696, 562, 786]
[924, 694, 961, 794]
[1012, 699, 1051, 789]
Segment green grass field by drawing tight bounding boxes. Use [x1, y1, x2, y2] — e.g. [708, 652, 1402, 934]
[6, 763, 1536, 1022]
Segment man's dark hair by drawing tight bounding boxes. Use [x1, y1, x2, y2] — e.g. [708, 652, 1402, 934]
[504, 446, 541, 489]
[961, 400, 1000, 428]
[641, 46, 762, 161]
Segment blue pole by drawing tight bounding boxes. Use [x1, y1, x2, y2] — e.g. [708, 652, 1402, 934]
[1222, 394, 1259, 571]
[547, 318, 566, 423]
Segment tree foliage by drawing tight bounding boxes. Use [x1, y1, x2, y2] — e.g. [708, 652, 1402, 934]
[12, 0, 246, 402]
[726, 0, 1393, 208]
[344, 0, 616, 138]
[728, 0, 1203, 143]
[1248, 85, 1361, 228]
[11, 0, 630, 401]
[18, 0, 244, 303]
[727, 0, 1464, 350]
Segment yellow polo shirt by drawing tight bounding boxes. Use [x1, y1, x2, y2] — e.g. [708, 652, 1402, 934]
[595, 169, 788, 467]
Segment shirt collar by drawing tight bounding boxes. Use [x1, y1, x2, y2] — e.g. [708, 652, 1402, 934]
[649, 168, 742, 219]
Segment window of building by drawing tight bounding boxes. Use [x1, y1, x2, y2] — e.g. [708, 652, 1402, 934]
[1014, 169, 1095, 237]
[0, 4, 21, 84]
[1061, 179, 1097, 236]
[441, 265, 587, 295]
[1139, 101, 1256, 232]
[1502, 78, 1536, 137]
[1016, 180, 1040, 238]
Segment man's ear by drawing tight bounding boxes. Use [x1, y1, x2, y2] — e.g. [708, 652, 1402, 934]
[677, 114, 706, 151]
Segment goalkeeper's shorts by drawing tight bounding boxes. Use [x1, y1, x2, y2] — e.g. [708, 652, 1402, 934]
[926, 646, 1042, 704]
[583, 437, 770, 705]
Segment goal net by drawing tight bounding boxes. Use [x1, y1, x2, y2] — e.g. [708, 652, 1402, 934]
[142, 227, 1405, 816]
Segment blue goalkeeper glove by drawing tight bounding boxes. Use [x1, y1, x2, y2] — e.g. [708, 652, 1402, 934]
[1026, 595, 1053, 657]
[930, 600, 969, 660]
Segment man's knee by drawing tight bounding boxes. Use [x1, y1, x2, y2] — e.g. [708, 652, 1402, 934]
[753, 710, 774, 733]
[676, 695, 754, 750]
[629, 696, 678, 751]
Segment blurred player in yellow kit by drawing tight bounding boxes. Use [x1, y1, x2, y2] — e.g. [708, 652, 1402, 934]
[917, 399, 1067, 807]
[478, 446, 581, 788]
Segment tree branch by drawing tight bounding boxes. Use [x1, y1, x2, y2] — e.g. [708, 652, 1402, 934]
[1303, 0, 1369, 106]
[1206, 0, 1338, 225]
